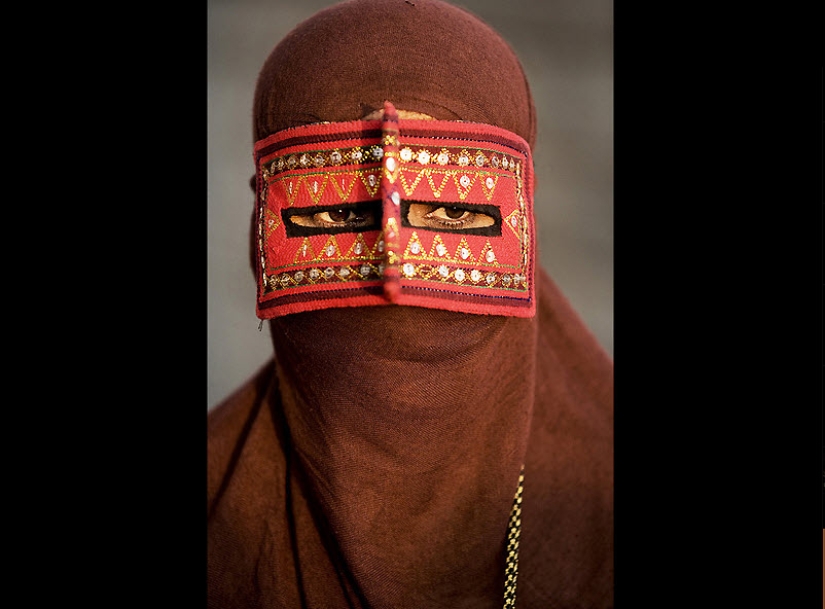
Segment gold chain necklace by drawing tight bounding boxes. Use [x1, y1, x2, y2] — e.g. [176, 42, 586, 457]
[503, 467, 524, 608]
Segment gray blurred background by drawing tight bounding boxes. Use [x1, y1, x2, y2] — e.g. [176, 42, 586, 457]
[207, 0, 613, 411]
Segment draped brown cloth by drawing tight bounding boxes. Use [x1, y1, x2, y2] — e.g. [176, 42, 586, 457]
[208, 1, 613, 607]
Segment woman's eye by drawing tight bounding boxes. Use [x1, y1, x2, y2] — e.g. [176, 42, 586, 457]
[429, 206, 472, 221]
[320, 209, 357, 223]
[283, 201, 382, 236]
[288, 207, 377, 228]
[405, 203, 496, 230]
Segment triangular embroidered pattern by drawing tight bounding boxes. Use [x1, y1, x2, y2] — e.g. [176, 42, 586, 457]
[426, 170, 452, 199]
[329, 173, 358, 202]
[360, 170, 381, 197]
[317, 235, 342, 260]
[480, 173, 499, 201]
[478, 240, 500, 266]
[453, 172, 476, 201]
[404, 231, 426, 258]
[428, 234, 452, 260]
[305, 174, 329, 204]
[398, 168, 427, 197]
[263, 210, 281, 238]
[453, 236, 476, 263]
[504, 210, 523, 241]
[279, 176, 303, 207]
[293, 238, 317, 264]
[371, 230, 386, 256]
[345, 233, 372, 258]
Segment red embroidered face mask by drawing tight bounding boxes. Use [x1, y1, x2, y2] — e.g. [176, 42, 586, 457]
[254, 101, 536, 318]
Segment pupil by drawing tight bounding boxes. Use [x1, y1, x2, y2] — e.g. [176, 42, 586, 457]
[329, 209, 349, 222]
[445, 206, 465, 219]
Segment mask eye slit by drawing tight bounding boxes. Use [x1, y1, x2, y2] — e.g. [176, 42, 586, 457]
[402, 201, 502, 236]
[282, 201, 382, 236]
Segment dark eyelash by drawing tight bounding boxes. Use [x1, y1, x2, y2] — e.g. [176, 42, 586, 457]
[426, 214, 474, 228]
[314, 214, 374, 228]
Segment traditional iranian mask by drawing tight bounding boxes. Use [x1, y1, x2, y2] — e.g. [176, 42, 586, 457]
[254, 102, 535, 319]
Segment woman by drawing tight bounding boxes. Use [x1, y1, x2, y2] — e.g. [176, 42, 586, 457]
[207, 1, 613, 607]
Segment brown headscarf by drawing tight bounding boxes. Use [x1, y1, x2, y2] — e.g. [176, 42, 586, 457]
[208, 1, 613, 608]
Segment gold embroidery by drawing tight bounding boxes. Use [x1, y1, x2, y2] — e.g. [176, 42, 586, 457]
[263, 210, 281, 238]
[292, 238, 317, 264]
[306, 174, 329, 204]
[267, 165, 511, 205]
[453, 171, 477, 201]
[477, 241, 499, 267]
[329, 174, 359, 201]
[318, 235, 342, 260]
[258, 140, 530, 297]
[480, 173, 499, 201]
[504, 210, 522, 240]
[371, 230, 386, 257]
[261, 144, 519, 178]
[397, 167, 428, 196]
[279, 177, 302, 207]
[427, 235, 451, 260]
[384, 217, 400, 242]
[359, 169, 382, 197]
[514, 161, 530, 269]
[345, 233, 372, 258]
[454, 236, 476, 263]
[264, 257, 529, 292]
[383, 151, 400, 183]
[404, 231, 426, 258]
[425, 170, 452, 199]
